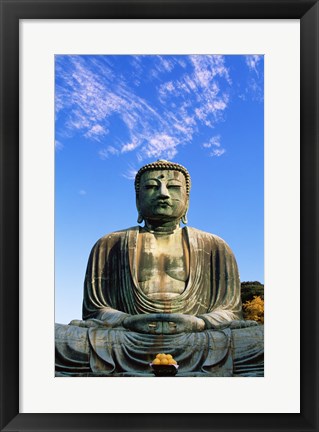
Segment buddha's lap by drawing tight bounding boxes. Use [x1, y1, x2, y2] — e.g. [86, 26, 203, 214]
[55, 322, 264, 376]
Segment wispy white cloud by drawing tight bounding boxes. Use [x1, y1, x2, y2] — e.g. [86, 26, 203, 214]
[243, 55, 264, 102]
[122, 166, 138, 180]
[202, 135, 221, 148]
[211, 148, 226, 157]
[121, 138, 140, 154]
[55, 55, 233, 162]
[190, 55, 231, 85]
[84, 124, 109, 141]
[245, 55, 262, 75]
[158, 81, 175, 98]
[149, 56, 177, 79]
[98, 146, 120, 159]
[158, 56, 175, 73]
[247, 77, 264, 102]
[159, 56, 230, 130]
[139, 134, 178, 160]
[55, 140, 64, 151]
[78, 190, 87, 195]
[202, 135, 226, 157]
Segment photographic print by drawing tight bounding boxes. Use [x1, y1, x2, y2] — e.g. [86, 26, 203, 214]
[54, 54, 264, 377]
[2, 0, 316, 425]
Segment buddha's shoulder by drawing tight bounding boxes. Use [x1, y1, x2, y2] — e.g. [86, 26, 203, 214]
[94, 226, 139, 246]
[186, 227, 232, 249]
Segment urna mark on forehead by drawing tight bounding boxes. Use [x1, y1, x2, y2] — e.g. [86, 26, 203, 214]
[140, 169, 186, 183]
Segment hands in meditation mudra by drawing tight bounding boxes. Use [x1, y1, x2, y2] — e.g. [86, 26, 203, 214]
[56, 160, 263, 376]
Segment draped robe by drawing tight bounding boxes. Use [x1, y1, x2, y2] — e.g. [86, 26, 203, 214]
[55, 226, 264, 376]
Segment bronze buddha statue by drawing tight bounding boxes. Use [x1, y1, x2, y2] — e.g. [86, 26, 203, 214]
[56, 160, 264, 377]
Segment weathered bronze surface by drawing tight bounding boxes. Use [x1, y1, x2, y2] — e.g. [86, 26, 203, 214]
[55, 160, 264, 376]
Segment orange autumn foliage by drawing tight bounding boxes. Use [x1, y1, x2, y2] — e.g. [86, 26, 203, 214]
[243, 295, 264, 324]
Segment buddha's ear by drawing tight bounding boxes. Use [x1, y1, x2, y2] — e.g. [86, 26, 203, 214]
[136, 195, 144, 224]
[181, 197, 190, 225]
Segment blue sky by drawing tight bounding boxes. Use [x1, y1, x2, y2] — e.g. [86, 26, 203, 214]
[55, 55, 264, 324]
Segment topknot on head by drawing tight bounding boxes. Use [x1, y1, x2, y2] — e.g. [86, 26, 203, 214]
[134, 159, 191, 195]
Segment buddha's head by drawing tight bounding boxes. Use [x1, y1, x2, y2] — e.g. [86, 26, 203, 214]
[134, 160, 191, 225]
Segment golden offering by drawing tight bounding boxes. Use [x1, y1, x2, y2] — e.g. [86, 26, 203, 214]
[150, 353, 179, 376]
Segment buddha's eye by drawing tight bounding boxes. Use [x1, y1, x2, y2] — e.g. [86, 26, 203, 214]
[167, 184, 181, 189]
[144, 184, 158, 190]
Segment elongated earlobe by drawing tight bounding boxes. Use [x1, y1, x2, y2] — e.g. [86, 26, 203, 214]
[181, 213, 188, 225]
[136, 196, 143, 224]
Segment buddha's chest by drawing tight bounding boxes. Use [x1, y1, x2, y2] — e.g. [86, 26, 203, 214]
[136, 231, 189, 298]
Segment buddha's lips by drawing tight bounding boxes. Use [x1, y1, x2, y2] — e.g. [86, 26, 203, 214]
[155, 200, 171, 207]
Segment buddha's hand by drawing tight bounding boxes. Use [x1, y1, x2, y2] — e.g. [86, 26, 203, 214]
[122, 314, 161, 334]
[122, 313, 205, 335]
[160, 313, 206, 334]
[209, 319, 259, 330]
[229, 319, 259, 329]
[69, 319, 104, 328]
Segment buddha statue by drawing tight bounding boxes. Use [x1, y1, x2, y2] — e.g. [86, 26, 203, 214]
[55, 160, 264, 377]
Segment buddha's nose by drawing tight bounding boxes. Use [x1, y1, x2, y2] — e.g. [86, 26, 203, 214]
[159, 183, 169, 198]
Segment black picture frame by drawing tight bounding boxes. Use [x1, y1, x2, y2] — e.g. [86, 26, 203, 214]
[0, 1, 318, 431]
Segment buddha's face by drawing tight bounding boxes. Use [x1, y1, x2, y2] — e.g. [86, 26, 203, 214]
[137, 170, 188, 222]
